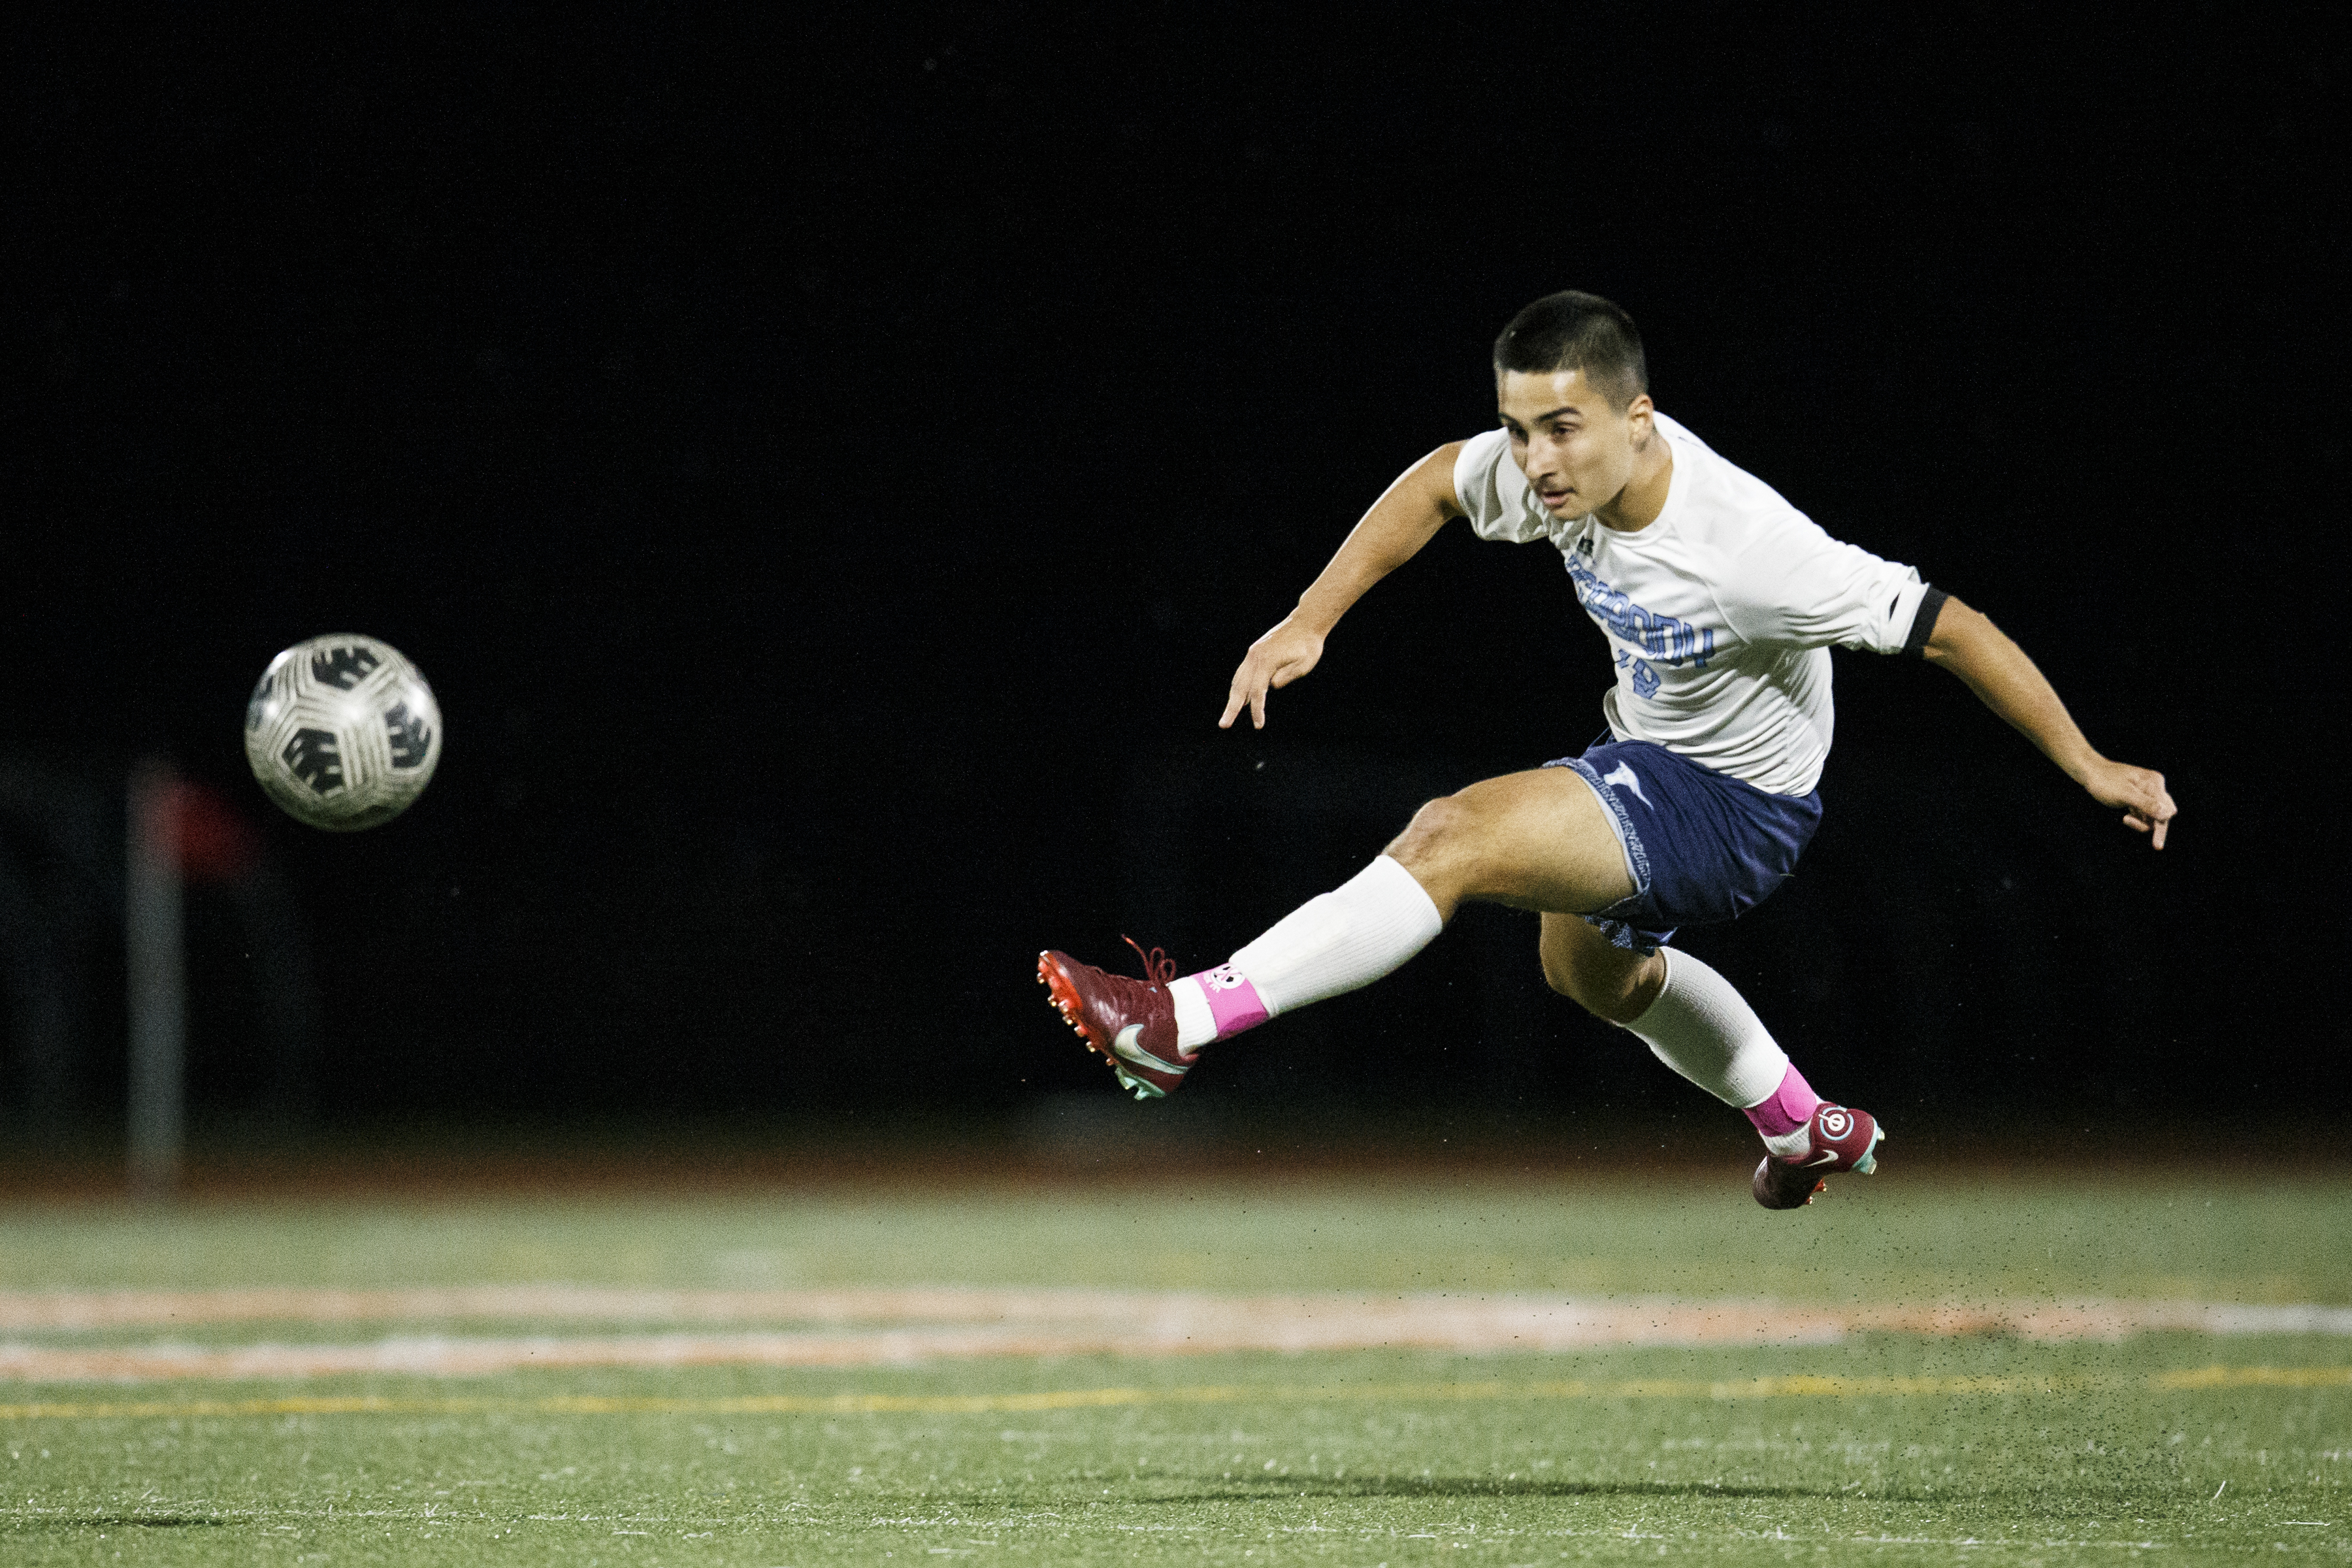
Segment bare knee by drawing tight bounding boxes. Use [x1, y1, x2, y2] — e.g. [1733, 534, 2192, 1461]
[1385, 794, 1472, 868]
[1381, 794, 1482, 915]
[1542, 938, 1664, 1025]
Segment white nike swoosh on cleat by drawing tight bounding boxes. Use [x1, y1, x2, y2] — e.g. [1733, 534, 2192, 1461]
[1111, 1024, 1184, 1075]
[1801, 1149, 1839, 1167]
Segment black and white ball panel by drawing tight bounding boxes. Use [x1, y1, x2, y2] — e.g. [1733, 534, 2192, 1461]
[244, 633, 442, 831]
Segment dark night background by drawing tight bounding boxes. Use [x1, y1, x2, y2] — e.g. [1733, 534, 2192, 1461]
[5, 8, 2342, 1145]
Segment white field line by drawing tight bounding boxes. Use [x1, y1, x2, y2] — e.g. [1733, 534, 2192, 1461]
[7, 1285, 2352, 1337]
[5, 1288, 2352, 1335]
[0, 1286, 1181, 1331]
[2, 1290, 2349, 1382]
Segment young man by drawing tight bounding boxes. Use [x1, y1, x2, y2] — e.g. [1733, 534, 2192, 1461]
[1038, 291, 2176, 1209]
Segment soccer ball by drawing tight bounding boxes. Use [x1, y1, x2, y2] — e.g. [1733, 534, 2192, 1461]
[244, 634, 443, 830]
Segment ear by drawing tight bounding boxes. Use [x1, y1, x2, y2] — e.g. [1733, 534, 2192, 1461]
[1624, 391, 1656, 439]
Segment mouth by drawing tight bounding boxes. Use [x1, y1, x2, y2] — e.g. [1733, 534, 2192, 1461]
[1536, 487, 1575, 510]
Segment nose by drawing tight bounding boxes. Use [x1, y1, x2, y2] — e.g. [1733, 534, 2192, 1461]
[1520, 433, 1564, 487]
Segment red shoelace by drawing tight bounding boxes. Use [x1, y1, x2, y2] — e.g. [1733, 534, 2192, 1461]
[1121, 935, 1177, 985]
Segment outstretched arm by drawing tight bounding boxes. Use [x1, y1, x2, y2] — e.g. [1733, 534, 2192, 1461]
[1219, 442, 1465, 729]
[1922, 595, 2178, 848]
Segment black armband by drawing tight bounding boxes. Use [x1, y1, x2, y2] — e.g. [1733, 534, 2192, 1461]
[1902, 586, 1950, 657]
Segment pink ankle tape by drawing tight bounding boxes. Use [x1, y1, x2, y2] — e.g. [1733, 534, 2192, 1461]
[1193, 964, 1269, 1038]
[1743, 1065, 1821, 1139]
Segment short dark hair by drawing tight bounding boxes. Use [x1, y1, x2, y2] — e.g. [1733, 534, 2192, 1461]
[1492, 291, 1648, 410]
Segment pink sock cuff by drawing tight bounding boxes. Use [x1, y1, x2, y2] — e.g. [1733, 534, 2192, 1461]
[1743, 1064, 1821, 1139]
[1194, 964, 1270, 1038]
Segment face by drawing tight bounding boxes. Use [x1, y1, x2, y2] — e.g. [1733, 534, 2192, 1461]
[1495, 368, 1653, 518]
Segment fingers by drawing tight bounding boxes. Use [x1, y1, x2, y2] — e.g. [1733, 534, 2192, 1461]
[1220, 659, 1269, 730]
[1255, 651, 1313, 723]
[1222, 626, 1318, 731]
[1219, 658, 1265, 730]
[2142, 775, 2176, 851]
[2099, 764, 2176, 851]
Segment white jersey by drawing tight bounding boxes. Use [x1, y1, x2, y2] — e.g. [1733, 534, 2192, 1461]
[1451, 413, 1930, 796]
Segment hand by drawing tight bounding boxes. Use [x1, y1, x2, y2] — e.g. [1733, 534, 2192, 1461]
[1218, 616, 1326, 730]
[2080, 757, 2176, 849]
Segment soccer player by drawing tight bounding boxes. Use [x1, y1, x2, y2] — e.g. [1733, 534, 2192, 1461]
[1039, 291, 2176, 1209]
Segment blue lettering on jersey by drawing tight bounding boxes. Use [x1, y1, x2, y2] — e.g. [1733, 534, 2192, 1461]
[1614, 647, 1664, 699]
[1567, 553, 1715, 669]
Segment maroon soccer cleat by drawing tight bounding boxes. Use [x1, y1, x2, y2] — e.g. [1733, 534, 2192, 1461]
[1752, 1102, 1884, 1210]
[1037, 938, 1198, 1100]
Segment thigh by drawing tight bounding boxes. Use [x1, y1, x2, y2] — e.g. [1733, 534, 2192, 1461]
[1385, 767, 1636, 916]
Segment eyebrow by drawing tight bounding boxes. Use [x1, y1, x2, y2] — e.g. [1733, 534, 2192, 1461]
[1503, 405, 1584, 425]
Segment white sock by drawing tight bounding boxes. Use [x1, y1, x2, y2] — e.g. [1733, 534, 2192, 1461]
[1171, 855, 1444, 1049]
[1168, 979, 1217, 1050]
[1623, 949, 1798, 1148]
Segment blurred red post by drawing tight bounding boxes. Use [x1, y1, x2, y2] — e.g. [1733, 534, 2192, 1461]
[126, 760, 185, 1199]
[164, 779, 259, 885]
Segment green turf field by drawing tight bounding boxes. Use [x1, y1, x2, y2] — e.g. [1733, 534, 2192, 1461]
[4, 1169, 2349, 1564]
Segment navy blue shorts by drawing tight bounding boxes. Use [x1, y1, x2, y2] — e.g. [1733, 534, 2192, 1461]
[1545, 734, 1822, 954]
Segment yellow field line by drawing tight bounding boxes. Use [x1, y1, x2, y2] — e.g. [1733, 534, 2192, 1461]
[3, 1364, 2346, 1423]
